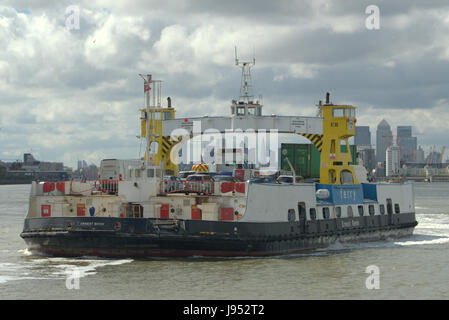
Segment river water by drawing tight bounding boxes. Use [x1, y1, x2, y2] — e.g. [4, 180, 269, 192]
[1, 183, 448, 300]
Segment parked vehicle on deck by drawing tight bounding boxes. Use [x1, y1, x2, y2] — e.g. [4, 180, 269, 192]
[162, 176, 184, 192]
[185, 174, 214, 194]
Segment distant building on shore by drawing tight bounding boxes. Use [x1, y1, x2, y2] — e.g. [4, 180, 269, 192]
[386, 146, 400, 176]
[0, 153, 69, 184]
[416, 146, 425, 164]
[397, 126, 417, 163]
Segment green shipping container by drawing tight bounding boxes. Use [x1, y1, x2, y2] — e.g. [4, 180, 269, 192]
[280, 144, 356, 178]
[281, 143, 320, 178]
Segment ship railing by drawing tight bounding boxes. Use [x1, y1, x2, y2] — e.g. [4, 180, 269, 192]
[160, 179, 185, 194]
[184, 180, 214, 195]
[98, 179, 119, 195]
[32, 180, 98, 196]
[158, 180, 246, 196]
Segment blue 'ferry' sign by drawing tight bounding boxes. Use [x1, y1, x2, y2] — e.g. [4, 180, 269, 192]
[316, 184, 364, 205]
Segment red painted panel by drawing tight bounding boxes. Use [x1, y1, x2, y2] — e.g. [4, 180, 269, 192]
[191, 205, 201, 220]
[41, 204, 51, 217]
[160, 204, 169, 219]
[234, 182, 246, 194]
[220, 207, 234, 221]
[77, 204, 85, 217]
[56, 182, 65, 193]
[220, 181, 234, 193]
[234, 169, 245, 181]
[43, 182, 55, 193]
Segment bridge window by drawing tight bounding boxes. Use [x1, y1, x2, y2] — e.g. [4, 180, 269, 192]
[248, 107, 255, 115]
[163, 112, 172, 120]
[379, 204, 385, 215]
[332, 108, 345, 117]
[237, 107, 245, 116]
[147, 169, 154, 178]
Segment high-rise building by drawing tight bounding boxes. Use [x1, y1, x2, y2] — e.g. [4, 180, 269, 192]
[416, 146, 425, 163]
[355, 126, 371, 146]
[376, 119, 392, 164]
[386, 146, 400, 176]
[397, 126, 417, 163]
[77, 160, 88, 170]
[357, 146, 376, 173]
[400, 136, 417, 162]
[397, 126, 412, 137]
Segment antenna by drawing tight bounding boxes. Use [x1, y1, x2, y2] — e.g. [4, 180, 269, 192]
[234, 46, 256, 103]
[139, 74, 162, 108]
[316, 100, 323, 117]
[253, 45, 256, 65]
[235, 46, 238, 66]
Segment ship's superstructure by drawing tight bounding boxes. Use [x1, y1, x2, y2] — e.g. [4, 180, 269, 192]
[20, 61, 417, 258]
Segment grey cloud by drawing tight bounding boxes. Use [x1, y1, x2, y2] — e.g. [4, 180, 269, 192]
[1, 0, 449, 166]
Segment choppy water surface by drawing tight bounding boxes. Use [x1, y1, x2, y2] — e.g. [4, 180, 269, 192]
[1, 183, 449, 299]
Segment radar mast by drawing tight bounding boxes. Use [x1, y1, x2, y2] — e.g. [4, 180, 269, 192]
[231, 47, 262, 117]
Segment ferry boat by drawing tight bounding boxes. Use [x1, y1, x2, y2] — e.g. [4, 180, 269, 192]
[20, 62, 417, 258]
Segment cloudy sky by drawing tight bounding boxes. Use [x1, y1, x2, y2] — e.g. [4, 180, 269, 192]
[1, 0, 449, 167]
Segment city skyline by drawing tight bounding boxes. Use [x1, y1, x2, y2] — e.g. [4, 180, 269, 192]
[1, 119, 445, 167]
[356, 121, 445, 163]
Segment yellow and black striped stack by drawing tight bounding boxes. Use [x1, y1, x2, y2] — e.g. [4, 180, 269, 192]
[160, 136, 177, 155]
[298, 133, 323, 152]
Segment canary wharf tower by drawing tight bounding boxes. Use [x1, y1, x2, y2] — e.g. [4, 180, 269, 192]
[376, 119, 393, 164]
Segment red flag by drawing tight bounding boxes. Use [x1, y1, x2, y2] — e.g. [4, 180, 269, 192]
[144, 84, 151, 92]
